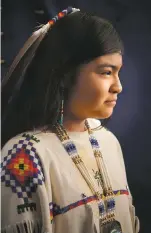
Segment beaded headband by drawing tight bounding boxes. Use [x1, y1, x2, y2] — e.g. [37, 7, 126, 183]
[48, 7, 80, 26]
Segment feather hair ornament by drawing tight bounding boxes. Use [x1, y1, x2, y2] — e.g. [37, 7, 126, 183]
[2, 7, 80, 122]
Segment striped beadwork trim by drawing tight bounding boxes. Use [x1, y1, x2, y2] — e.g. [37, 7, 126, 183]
[49, 189, 129, 222]
[48, 7, 80, 26]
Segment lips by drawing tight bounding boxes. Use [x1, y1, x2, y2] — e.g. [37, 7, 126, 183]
[105, 99, 117, 106]
[105, 99, 117, 103]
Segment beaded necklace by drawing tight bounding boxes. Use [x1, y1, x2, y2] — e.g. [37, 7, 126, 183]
[53, 120, 123, 232]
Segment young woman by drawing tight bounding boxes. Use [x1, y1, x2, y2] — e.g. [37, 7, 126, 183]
[1, 7, 139, 233]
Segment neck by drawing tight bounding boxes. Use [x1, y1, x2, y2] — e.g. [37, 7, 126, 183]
[63, 115, 86, 132]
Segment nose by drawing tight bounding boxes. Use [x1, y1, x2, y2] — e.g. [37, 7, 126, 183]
[110, 77, 122, 94]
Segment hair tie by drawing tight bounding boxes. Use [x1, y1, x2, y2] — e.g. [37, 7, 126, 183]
[48, 7, 80, 26]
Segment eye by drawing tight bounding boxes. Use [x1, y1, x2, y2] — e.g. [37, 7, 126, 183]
[101, 71, 112, 76]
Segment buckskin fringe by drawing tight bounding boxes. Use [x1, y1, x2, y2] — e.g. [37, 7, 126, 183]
[1, 220, 42, 233]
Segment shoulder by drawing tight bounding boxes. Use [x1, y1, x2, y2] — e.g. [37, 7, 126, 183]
[1, 133, 46, 230]
[1, 133, 46, 183]
[88, 118, 120, 145]
[2, 133, 41, 157]
[1, 131, 58, 171]
[101, 127, 121, 148]
[2, 131, 55, 155]
[89, 119, 127, 176]
[88, 118, 123, 157]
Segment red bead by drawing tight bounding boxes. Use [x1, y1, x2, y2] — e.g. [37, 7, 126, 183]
[58, 12, 65, 18]
[48, 20, 54, 25]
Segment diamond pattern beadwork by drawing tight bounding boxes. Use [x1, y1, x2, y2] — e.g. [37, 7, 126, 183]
[1, 137, 45, 203]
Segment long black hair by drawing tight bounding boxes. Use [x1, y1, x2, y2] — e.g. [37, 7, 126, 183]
[2, 10, 123, 147]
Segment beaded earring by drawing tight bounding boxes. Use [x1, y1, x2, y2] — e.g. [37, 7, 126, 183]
[59, 88, 64, 126]
[60, 99, 64, 126]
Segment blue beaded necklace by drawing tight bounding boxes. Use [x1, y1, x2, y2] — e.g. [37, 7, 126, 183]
[54, 120, 123, 232]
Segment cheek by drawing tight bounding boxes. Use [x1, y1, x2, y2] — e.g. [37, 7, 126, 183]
[71, 71, 111, 110]
[77, 76, 109, 105]
[67, 73, 113, 119]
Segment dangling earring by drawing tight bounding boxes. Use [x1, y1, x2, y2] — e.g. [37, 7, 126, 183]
[59, 88, 64, 126]
[60, 98, 64, 126]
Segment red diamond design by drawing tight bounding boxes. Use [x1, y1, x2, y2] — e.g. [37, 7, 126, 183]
[6, 149, 38, 184]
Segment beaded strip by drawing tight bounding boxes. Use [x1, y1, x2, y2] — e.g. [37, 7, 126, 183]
[48, 7, 80, 26]
[53, 122, 116, 224]
[85, 121, 116, 223]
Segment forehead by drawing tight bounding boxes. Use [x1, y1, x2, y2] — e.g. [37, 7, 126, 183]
[93, 53, 123, 67]
[78, 53, 123, 74]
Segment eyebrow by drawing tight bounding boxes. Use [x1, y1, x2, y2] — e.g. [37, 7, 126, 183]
[97, 63, 122, 70]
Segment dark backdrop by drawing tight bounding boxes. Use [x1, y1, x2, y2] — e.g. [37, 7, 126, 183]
[1, 0, 151, 232]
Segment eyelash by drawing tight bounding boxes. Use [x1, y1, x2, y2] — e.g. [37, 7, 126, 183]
[101, 71, 112, 76]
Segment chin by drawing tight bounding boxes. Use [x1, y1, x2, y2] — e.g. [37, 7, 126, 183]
[94, 109, 114, 119]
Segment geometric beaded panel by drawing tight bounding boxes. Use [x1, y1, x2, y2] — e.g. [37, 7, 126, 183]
[1, 137, 45, 203]
[63, 141, 77, 156]
[89, 135, 100, 149]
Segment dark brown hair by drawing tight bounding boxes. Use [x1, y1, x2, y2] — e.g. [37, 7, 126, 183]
[2, 11, 123, 146]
